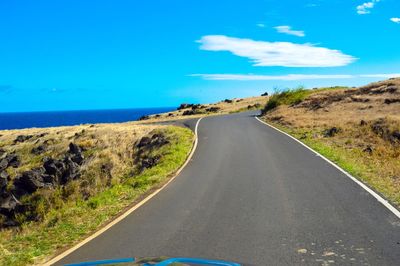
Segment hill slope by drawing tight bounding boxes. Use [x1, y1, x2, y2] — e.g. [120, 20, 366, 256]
[261, 78, 400, 207]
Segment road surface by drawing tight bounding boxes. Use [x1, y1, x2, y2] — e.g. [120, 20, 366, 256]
[57, 112, 400, 265]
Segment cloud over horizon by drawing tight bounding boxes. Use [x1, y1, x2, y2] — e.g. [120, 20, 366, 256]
[198, 35, 356, 67]
[274, 25, 305, 37]
[191, 73, 400, 81]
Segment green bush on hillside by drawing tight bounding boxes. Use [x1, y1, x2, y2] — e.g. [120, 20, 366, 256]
[262, 86, 311, 114]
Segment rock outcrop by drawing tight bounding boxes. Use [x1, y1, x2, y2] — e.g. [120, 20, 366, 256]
[0, 142, 85, 227]
[135, 133, 169, 172]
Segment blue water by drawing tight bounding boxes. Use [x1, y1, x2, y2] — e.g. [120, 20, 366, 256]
[0, 107, 175, 130]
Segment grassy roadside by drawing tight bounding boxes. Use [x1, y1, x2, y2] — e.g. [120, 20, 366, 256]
[260, 79, 400, 209]
[0, 126, 194, 266]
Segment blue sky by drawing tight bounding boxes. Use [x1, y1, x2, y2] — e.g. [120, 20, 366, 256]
[0, 0, 399, 112]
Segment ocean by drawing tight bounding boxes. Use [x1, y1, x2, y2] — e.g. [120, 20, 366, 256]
[0, 107, 175, 130]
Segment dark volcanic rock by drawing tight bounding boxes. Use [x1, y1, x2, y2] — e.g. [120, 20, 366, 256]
[7, 154, 20, 168]
[0, 158, 7, 171]
[37, 133, 48, 138]
[135, 133, 170, 172]
[140, 155, 161, 170]
[350, 97, 370, 103]
[68, 143, 84, 165]
[0, 171, 8, 191]
[182, 110, 196, 116]
[61, 156, 80, 184]
[136, 137, 152, 149]
[370, 118, 400, 144]
[391, 130, 400, 143]
[13, 168, 46, 195]
[43, 158, 64, 181]
[224, 99, 233, 103]
[261, 92, 269, 96]
[191, 104, 202, 110]
[136, 133, 170, 151]
[14, 135, 33, 144]
[0, 193, 21, 216]
[69, 143, 82, 154]
[31, 144, 47, 155]
[371, 118, 389, 137]
[0, 153, 20, 170]
[384, 98, 400, 104]
[177, 103, 194, 110]
[363, 145, 374, 154]
[324, 127, 340, 137]
[139, 115, 150, 121]
[360, 120, 367, 126]
[205, 107, 221, 113]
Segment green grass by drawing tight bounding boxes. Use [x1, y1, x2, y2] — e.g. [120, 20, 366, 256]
[262, 87, 311, 113]
[262, 86, 349, 114]
[266, 121, 400, 207]
[0, 126, 194, 266]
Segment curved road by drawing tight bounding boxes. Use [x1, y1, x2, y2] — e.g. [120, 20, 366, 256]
[57, 112, 400, 265]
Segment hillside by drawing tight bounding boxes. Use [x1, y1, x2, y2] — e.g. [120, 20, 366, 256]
[261, 78, 400, 207]
[0, 123, 194, 265]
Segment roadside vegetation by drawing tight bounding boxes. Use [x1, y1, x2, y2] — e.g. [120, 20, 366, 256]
[139, 95, 268, 122]
[261, 78, 400, 207]
[0, 123, 194, 265]
[262, 86, 348, 114]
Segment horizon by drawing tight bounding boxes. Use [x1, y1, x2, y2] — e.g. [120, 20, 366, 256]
[0, 105, 176, 114]
[1, 0, 399, 112]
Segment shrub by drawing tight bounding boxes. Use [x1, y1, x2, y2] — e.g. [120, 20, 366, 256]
[262, 86, 310, 114]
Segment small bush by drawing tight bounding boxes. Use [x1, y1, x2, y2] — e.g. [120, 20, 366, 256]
[262, 87, 310, 114]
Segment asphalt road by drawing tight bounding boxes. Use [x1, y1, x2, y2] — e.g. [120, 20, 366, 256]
[57, 112, 400, 265]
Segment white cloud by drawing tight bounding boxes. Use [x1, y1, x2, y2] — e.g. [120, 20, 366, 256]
[274, 25, 305, 37]
[390, 17, 400, 23]
[357, 0, 380, 15]
[359, 73, 400, 78]
[257, 23, 265, 28]
[191, 73, 400, 81]
[198, 35, 356, 67]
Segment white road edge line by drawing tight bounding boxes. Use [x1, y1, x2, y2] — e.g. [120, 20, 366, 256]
[255, 116, 400, 219]
[44, 117, 203, 266]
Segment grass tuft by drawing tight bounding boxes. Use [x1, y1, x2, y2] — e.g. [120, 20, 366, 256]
[262, 87, 311, 114]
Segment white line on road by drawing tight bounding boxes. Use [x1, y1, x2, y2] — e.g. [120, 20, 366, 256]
[255, 116, 400, 219]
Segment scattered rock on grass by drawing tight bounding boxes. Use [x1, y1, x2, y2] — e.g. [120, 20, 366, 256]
[0, 153, 20, 170]
[384, 98, 400, 104]
[205, 107, 220, 113]
[324, 127, 340, 137]
[13, 168, 47, 195]
[31, 144, 47, 155]
[139, 115, 150, 121]
[363, 145, 374, 154]
[13, 135, 33, 144]
[140, 155, 161, 170]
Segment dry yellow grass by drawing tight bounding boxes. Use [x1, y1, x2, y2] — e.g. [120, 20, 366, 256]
[262, 78, 400, 206]
[0, 123, 158, 181]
